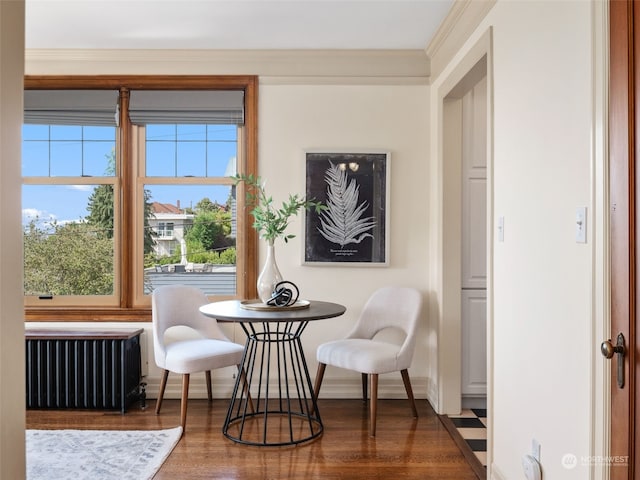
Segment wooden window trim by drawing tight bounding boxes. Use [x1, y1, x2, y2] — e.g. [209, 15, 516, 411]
[24, 75, 258, 322]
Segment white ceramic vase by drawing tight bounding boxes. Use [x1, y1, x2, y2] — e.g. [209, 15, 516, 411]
[257, 241, 283, 303]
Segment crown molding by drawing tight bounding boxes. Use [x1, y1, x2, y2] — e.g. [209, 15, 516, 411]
[25, 48, 430, 85]
[425, 0, 496, 83]
[259, 76, 429, 86]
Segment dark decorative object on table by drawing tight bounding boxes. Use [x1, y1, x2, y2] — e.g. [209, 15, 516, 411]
[266, 281, 299, 307]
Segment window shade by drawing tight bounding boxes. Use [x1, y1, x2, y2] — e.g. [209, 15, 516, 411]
[24, 90, 118, 126]
[128, 90, 244, 125]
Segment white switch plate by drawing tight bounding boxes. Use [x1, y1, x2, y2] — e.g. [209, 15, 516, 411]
[576, 207, 587, 243]
[497, 216, 504, 242]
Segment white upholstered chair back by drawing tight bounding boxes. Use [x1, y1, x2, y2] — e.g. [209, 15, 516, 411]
[152, 284, 231, 370]
[345, 286, 422, 371]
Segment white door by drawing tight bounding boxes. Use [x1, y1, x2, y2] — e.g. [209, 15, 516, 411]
[461, 75, 487, 399]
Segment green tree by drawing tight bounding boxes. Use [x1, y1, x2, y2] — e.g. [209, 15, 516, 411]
[86, 184, 114, 238]
[185, 206, 232, 255]
[24, 220, 113, 295]
[185, 197, 223, 215]
[85, 149, 156, 253]
[194, 197, 218, 213]
[142, 188, 157, 254]
[219, 247, 236, 264]
[86, 150, 115, 239]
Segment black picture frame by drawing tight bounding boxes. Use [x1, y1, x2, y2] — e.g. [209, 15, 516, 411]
[303, 150, 390, 266]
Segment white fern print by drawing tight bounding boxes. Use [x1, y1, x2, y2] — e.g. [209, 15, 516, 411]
[317, 161, 376, 247]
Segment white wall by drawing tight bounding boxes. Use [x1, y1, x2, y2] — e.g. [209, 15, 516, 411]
[429, 1, 603, 479]
[258, 83, 430, 397]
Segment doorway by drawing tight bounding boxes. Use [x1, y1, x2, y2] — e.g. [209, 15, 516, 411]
[435, 28, 493, 475]
[457, 63, 488, 411]
[441, 53, 489, 414]
[441, 56, 489, 475]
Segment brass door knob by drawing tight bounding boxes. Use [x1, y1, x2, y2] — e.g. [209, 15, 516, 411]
[601, 333, 626, 388]
[601, 339, 623, 359]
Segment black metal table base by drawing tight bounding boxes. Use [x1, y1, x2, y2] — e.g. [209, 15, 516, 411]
[223, 321, 323, 446]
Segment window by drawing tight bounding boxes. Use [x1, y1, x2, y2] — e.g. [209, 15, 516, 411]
[24, 76, 258, 321]
[23, 92, 120, 306]
[157, 222, 174, 239]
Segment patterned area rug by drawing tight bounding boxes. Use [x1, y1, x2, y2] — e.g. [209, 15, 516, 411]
[26, 427, 182, 480]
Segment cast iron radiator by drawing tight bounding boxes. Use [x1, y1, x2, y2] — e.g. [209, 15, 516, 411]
[25, 328, 143, 413]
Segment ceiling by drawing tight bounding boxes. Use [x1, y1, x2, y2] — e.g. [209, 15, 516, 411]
[25, 0, 454, 50]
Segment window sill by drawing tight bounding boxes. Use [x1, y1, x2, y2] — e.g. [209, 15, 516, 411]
[25, 307, 151, 322]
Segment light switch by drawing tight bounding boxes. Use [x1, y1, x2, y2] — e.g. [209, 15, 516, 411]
[497, 216, 504, 242]
[576, 207, 587, 243]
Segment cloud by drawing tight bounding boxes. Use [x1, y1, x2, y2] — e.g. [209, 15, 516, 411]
[22, 208, 55, 221]
[68, 185, 93, 192]
[22, 208, 87, 230]
[22, 208, 58, 230]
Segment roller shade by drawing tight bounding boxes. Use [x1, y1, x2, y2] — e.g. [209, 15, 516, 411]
[24, 90, 118, 126]
[128, 90, 244, 125]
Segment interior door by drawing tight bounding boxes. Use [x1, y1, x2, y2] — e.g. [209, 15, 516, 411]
[608, 1, 636, 478]
[460, 74, 488, 401]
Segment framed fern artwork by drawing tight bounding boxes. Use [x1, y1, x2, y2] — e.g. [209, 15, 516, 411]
[303, 151, 390, 266]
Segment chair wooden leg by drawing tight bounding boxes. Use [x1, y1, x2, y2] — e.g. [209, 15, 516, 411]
[155, 369, 169, 415]
[205, 370, 213, 402]
[369, 373, 378, 437]
[401, 369, 419, 418]
[312, 363, 327, 416]
[180, 374, 190, 434]
[313, 363, 326, 401]
[361, 373, 368, 402]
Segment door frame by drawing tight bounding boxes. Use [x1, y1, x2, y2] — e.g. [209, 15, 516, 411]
[442, 52, 489, 413]
[433, 26, 494, 463]
[608, 0, 636, 478]
[587, 1, 612, 479]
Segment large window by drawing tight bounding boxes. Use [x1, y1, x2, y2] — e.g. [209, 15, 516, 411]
[23, 76, 258, 321]
[23, 92, 120, 306]
[136, 122, 239, 300]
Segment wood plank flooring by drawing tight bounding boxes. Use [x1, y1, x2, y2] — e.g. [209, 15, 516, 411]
[26, 399, 479, 479]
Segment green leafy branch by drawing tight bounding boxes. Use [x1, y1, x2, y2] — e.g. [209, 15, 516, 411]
[232, 174, 326, 244]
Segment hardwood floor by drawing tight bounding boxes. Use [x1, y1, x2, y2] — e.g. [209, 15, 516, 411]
[26, 399, 479, 479]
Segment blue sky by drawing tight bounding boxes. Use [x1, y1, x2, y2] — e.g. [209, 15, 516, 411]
[22, 124, 236, 226]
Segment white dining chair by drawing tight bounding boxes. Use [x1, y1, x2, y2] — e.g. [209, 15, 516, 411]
[152, 285, 245, 434]
[313, 286, 423, 436]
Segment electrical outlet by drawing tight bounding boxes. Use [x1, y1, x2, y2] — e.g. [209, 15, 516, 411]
[532, 438, 540, 461]
[522, 454, 542, 480]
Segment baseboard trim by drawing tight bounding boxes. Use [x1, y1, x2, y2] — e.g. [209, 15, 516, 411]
[462, 395, 487, 409]
[438, 414, 486, 480]
[145, 373, 429, 400]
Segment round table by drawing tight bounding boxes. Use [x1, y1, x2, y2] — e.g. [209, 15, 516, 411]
[199, 299, 346, 446]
